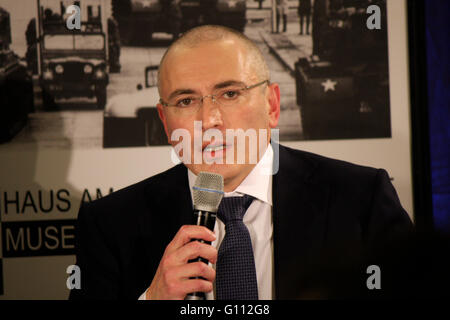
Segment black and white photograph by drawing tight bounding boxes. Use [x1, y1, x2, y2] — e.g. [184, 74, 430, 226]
[1, 0, 438, 300]
[1, 0, 390, 150]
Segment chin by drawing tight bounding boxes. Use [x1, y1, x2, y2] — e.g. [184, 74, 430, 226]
[188, 162, 234, 176]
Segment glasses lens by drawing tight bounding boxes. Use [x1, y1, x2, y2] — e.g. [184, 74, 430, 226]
[215, 88, 247, 106]
[164, 97, 199, 116]
[169, 97, 199, 108]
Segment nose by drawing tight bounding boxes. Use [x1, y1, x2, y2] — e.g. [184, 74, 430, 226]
[200, 95, 223, 130]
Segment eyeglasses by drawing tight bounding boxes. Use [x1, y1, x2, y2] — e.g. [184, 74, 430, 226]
[159, 80, 269, 115]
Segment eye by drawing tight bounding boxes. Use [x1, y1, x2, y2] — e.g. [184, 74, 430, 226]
[176, 97, 194, 107]
[222, 90, 240, 100]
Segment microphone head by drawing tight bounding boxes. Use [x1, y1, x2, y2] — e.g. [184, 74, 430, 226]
[193, 172, 224, 213]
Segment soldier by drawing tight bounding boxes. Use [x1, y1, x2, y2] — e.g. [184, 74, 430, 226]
[311, 0, 330, 60]
[160, 0, 182, 39]
[199, 0, 218, 26]
[298, 0, 311, 35]
[255, 0, 264, 10]
[25, 18, 38, 74]
[276, 0, 289, 33]
[43, 8, 62, 32]
[108, 17, 121, 73]
[0, 7, 11, 50]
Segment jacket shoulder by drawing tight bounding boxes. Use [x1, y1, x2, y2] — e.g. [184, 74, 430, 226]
[79, 164, 186, 218]
[279, 144, 381, 184]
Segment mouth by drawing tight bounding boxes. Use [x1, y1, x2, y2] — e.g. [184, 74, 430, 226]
[202, 142, 231, 161]
[203, 144, 226, 152]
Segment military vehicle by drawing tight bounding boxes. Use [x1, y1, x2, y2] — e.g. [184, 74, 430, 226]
[0, 7, 34, 143]
[37, 3, 109, 109]
[112, 0, 247, 45]
[294, 0, 391, 140]
[103, 65, 167, 148]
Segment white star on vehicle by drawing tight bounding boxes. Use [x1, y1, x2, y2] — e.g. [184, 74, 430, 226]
[228, 0, 237, 8]
[321, 79, 337, 92]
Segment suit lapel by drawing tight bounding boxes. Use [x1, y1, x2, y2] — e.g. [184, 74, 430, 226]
[272, 145, 330, 299]
[137, 147, 330, 299]
[150, 164, 194, 230]
[168, 164, 195, 226]
[139, 164, 194, 261]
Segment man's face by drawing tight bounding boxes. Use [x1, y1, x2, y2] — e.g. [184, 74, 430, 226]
[157, 38, 280, 191]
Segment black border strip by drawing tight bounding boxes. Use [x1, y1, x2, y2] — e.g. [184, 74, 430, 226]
[407, 0, 434, 233]
[0, 259, 3, 295]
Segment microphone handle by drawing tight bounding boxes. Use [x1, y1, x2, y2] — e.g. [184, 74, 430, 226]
[185, 210, 217, 300]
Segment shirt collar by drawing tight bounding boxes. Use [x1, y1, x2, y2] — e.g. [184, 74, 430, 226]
[187, 144, 273, 206]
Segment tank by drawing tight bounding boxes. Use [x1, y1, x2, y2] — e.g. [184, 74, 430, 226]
[112, 0, 247, 45]
[0, 7, 34, 144]
[294, 0, 391, 140]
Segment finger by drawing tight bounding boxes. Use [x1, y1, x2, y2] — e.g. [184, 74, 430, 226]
[174, 240, 218, 265]
[167, 225, 216, 253]
[182, 278, 214, 295]
[157, 269, 213, 300]
[173, 261, 216, 282]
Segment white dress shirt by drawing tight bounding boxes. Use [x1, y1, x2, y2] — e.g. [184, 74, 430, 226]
[140, 145, 274, 300]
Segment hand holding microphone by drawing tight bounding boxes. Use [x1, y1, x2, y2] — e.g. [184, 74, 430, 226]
[186, 172, 224, 300]
[145, 172, 223, 300]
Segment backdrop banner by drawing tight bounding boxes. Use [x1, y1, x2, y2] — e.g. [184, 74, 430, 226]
[0, 0, 413, 299]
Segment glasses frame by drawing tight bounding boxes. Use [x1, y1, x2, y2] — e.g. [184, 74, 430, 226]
[159, 79, 270, 108]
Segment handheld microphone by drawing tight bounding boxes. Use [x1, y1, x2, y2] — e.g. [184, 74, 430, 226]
[185, 172, 224, 300]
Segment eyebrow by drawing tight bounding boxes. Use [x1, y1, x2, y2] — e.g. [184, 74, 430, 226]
[167, 89, 196, 101]
[167, 80, 247, 101]
[213, 80, 247, 90]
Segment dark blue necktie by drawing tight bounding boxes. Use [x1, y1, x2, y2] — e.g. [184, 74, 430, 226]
[216, 194, 259, 300]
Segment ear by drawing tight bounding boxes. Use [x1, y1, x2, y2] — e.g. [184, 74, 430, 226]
[267, 82, 281, 128]
[157, 103, 171, 143]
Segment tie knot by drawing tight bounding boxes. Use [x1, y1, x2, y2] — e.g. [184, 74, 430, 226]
[217, 194, 254, 224]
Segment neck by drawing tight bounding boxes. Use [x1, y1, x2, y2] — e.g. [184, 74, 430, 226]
[223, 142, 271, 192]
[223, 163, 255, 193]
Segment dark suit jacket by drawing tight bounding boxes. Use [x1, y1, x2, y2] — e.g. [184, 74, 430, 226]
[69, 144, 413, 300]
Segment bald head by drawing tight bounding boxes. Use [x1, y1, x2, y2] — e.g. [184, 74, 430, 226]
[157, 25, 270, 95]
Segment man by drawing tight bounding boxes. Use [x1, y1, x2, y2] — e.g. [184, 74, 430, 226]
[69, 25, 412, 300]
[276, 0, 289, 33]
[298, 0, 311, 35]
[255, 0, 264, 10]
[312, 0, 330, 60]
[199, 0, 218, 26]
[107, 17, 121, 73]
[160, 0, 182, 40]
